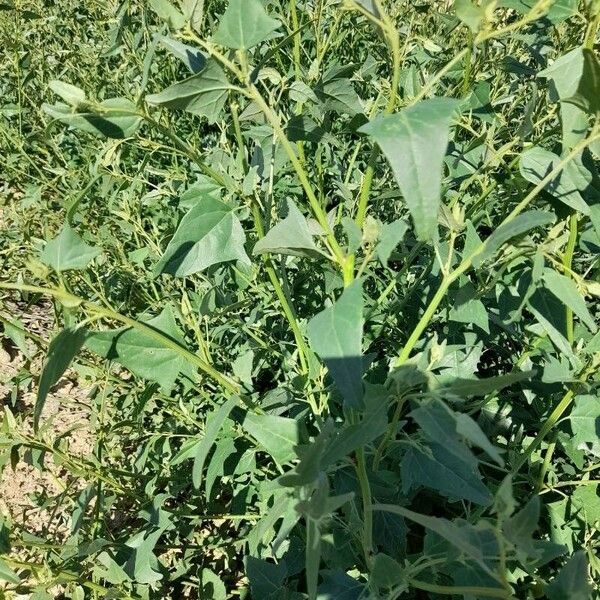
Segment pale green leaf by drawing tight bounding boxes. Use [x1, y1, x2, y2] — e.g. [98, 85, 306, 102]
[543, 268, 596, 331]
[146, 60, 231, 123]
[0, 558, 20, 585]
[40, 225, 101, 272]
[307, 280, 364, 409]
[519, 147, 590, 214]
[148, 0, 185, 29]
[455, 0, 485, 31]
[43, 98, 142, 138]
[85, 307, 196, 392]
[253, 200, 321, 258]
[155, 197, 250, 277]
[200, 568, 226, 600]
[213, 0, 281, 50]
[242, 413, 299, 464]
[359, 98, 461, 241]
[48, 80, 85, 105]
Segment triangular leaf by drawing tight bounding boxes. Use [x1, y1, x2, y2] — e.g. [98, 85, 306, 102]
[146, 60, 231, 123]
[307, 281, 364, 409]
[40, 225, 101, 272]
[253, 200, 321, 257]
[85, 307, 195, 392]
[359, 98, 461, 241]
[155, 197, 250, 277]
[213, 0, 281, 50]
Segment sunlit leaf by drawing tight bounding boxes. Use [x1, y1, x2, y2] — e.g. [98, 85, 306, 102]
[359, 98, 461, 241]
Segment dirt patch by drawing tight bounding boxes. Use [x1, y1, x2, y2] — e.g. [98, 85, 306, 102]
[0, 303, 94, 535]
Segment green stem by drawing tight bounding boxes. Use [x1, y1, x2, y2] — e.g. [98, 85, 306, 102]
[143, 114, 229, 189]
[0, 282, 241, 398]
[513, 363, 595, 474]
[408, 579, 510, 599]
[355, 445, 373, 566]
[251, 203, 311, 377]
[563, 213, 578, 345]
[247, 86, 347, 269]
[395, 128, 600, 365]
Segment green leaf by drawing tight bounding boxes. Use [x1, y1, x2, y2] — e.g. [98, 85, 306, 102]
[40, 225, 101, 272]
[413, 399, 504, 466]
[48, 80, 85, 105]
[85, 307, 196, 392]
[157, 36, 206, 73]
[213, 0, 281, 50]
[547, 551, 591, 600]
[543, 268, 596, 331]
[499, 0, 578, 24]
[538, 47, 591, 149]
[455, 0, 485, 32]
[374, 504, 497, 577]
[448, 281, 489, 333]
[569, 395, 600, 454]
[402, 442, 492, 505]
[320, 386, 389, 467]
[359, 98, 461, 241]
[146, 60, 231, 123]
[192, 396, 237, 488]
[155, 197, 250, 277]
[519, 147, 590, 214]
[0, 558, 20, 585]
[205, 437, 236, 499]
[253, 200, 321, 258]
[314, 78, 363, 116]
[474, 210, 555, 267]
[440, 370, 533, 397]
[43, 98, 142, 138]
[36, 328, 87, 431]
[540, 47, 600, 115]
[377, 219, 408, 266]
[200, 568, 226, 600]
[242, 413, 299, 464]
[245, 556, 287, 598]
[307, 280, 364, 409]
[148, 0, 185, 29]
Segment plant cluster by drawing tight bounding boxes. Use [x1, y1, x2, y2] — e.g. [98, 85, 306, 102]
[1, 0, 600, 598]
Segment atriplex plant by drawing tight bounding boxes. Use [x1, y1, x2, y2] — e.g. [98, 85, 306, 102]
[1, 0, 600, 597]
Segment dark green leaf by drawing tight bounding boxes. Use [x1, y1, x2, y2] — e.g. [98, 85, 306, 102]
[547, 551, 591, 600]
[36, 328, 87, 431]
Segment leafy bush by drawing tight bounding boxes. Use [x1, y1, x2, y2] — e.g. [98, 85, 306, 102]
[1, 0, 600, 598]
